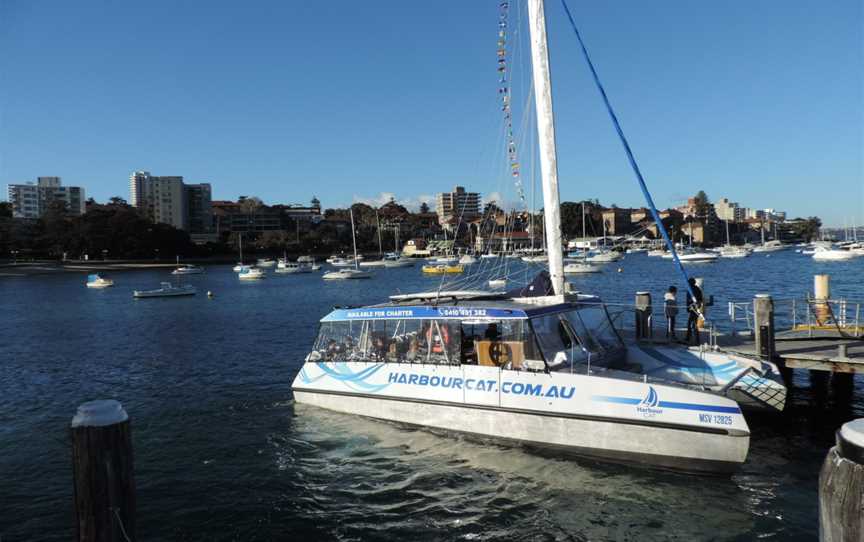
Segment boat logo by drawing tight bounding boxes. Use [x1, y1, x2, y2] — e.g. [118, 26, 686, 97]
[637, 386, 663, 418]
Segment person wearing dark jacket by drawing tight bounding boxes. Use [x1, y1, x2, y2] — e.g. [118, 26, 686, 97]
[685, 277, 703, 345]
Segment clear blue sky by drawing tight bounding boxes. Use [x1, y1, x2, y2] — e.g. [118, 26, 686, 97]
[1, 0, 861, 226]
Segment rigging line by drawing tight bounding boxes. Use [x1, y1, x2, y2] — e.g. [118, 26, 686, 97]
[558, 0, 699, 306]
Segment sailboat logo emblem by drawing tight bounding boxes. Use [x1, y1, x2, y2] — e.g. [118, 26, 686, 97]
[637, 386, 662, 417]
[641, 386, 659, 408]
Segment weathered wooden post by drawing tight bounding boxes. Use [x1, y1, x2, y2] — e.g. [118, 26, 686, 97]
[753, 294, 775, 361]
[814, 274, 831, 326]
[71, 400, 135, 542]
[635, 291, 652, 340]
[820, 418, 864, 541]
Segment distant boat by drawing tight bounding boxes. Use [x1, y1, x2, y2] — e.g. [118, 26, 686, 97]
[297, 255, 315, 264]
[521, 255, 548, 263]
[257, 258, 276, 268]
[488, 278, 507, 288]
[322, 268, 372, 280]
[459, 254, 477, 265]
[647, 249, 666, 257]
[237, 266, 266, 280]
[324, 208, 371, 280]
[275, 262, 312, 274]
[812, 247, 857, 261]
[359, 260, 387, 268]
[86, 274, 114, 288]
[330, 257, 356, 267]
[383, 255, 415, 268]
[421, 264, 464, 275]
[752, 240, 786, 253]
[172, 264, 204, 275]
[133, 282, 196, 298]
[563, 262, 602, 274]
[662, 251, 719, 263]
[586, 250, 622, 263]
[717, 246, 750, 259]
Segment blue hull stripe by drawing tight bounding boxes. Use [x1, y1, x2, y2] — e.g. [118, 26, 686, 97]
[592, 396, 741, 414]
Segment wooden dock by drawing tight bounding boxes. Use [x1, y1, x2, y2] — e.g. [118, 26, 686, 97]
[719, 330, 864, 373]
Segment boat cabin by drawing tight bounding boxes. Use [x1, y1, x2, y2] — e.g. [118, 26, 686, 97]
[310, 297, 628, 373]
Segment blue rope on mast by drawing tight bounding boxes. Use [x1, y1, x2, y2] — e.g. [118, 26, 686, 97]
[558, 0, 697, 302]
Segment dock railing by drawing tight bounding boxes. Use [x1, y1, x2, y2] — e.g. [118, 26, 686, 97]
[727, 297, 864, 338]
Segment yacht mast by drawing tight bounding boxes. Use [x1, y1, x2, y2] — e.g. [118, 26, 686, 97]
[527, 0, 564, 295]
[375, 209, 383, 257]
[350, 208, 360, 270]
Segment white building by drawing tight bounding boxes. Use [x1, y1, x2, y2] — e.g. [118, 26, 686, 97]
[7, 177, 85, 218]
[130, 171, 213, 232]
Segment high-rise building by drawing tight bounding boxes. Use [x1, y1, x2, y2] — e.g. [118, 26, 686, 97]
[436, 186, 481, 227]
[130, 172, 213, 232]
[184, 183, 213, 234]
[714, 197, 742, 222]
[7, 177, 85, 218]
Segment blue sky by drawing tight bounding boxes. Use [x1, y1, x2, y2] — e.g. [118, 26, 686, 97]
[1, 0, 861, 226]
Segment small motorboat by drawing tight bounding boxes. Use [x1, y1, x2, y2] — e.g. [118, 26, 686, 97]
[359, 259, 387, 268]
[276, 261, 312, 274]
[172, 264, 204, 275]
[297, 255, 315, 264]
[662, 251, 719, 263]
[322, 268, 371, 280]
[433, 256, 459, 265]
[238, 266, 266, 280]
[85, 274, 114, 288]
[383, 257, 415, 268]
[488, 278, 507, 288]
[812, 247, 857, 261]
[586, 250, 623, 263]
[330, 257, 356, 267]
[459, 254, 477, 265]
[257, 258, 277, 268]
[421, 264, 464, 275]
[563, 262, 602, 274]
[232, 262, 245, 272]
[133, 282, 196, 298]
[522, 255, 548, 263]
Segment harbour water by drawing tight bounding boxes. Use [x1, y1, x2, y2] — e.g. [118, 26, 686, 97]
[1, 251, 862, 540]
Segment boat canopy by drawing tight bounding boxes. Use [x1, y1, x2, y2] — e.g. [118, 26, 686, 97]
[312, 299, 625, 371]
[87, 274, 100, 282]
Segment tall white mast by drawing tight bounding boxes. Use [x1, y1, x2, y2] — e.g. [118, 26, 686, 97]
[527, 0, 564, 295]
[350, 208, 360, 270]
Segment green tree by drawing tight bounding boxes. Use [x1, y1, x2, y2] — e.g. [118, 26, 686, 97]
[0, 201, 11, 218]
[419, 202, 430, 214]
[693, 191, 711, 217]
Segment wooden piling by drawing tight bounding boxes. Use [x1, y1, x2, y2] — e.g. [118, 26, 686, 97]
[753, 294, 775, 361]
[71, 400, 135, 542]
[814, 274, 831, 325]
[634, 291, 652, 340]
[820, 418, 864, 542]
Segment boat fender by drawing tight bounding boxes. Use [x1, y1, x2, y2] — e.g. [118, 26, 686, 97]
[207, 291, 214, 298]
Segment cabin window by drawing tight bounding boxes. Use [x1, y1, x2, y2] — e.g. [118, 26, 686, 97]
[561, 307, 627, 370]
[312, 319, 461, 365]
[530, 313, 588, 369]
[458, 319, 541, 369]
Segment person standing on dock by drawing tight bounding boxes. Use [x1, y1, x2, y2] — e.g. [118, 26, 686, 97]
[685, 278, 703, 345]
[664, 286, 678, 340]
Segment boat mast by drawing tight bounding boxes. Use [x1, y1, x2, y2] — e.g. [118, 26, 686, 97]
[350, 208, 360, 270]
[527, 0, 564, 295]
[375, 209, 383, 257]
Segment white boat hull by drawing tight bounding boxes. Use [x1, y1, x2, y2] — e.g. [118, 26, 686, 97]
[293, 362, 750, 473]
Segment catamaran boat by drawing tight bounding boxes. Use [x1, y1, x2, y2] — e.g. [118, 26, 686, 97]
[293, 287, 785, 473]
[238, 266, 266, 280]
[293, 0, 787, 473]
[133, 282, 196, 298]
[172, 264, 205, 275]
[85, 274, 114, 288]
